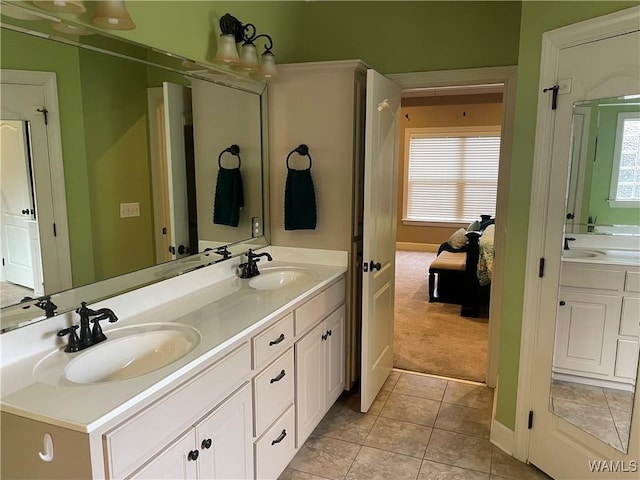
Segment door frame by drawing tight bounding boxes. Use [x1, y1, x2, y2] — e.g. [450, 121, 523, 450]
[515, 5, 640, 462]
[1, 70, 72, 293]
[388, 65, 518, 392]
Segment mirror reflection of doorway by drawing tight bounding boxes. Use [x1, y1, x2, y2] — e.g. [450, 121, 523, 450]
[0, 119, 40, 306]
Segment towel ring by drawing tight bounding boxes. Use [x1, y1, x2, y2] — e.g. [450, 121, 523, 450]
[286, 144, 312, 170]
[218, 144, 241, 169]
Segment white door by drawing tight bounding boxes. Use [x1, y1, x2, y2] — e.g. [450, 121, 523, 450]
[361, 70, 401, 412]
[528, 27, 640, 478]
[0, 120, 35, 288]
[326, 305, 346, 405]
[0, 76, 71, 295]
[133, 429, 197, 480]
[163, 82, 191, 260]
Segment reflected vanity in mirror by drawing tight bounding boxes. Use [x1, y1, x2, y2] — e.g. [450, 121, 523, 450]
[550, 95, 640, 453]
[0, 6, 269, 331]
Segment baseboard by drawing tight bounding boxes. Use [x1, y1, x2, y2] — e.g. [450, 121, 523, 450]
[552, 371, 634, 392]
[396, 242, 439, 252]
[490, 418, 515, 456]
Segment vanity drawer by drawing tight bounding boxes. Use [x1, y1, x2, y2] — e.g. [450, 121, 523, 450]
[620, 297, 640, 337]
[254, 405, 296, 480]
[104, 343, 251, 480]
[253, 348, 294, 436]
[625, 271, 640, 293]
[295, 279, 345, 334]
[252, 313, 294, 369]
[560, 265, 624, 291]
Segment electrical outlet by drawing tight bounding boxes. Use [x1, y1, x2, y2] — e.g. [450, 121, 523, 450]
[251, 217, 261, 237]
[120, 202, 140, 218]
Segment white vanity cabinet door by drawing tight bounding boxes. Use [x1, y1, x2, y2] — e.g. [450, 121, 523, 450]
[554, 291, 621, 375]
[129, 430, 197, 480]
[295, 321, 326, 447]
[196, 384, 253, 480]
[295, 305, 346, 447]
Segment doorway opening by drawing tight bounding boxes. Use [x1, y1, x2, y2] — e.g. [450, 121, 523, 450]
[392, 82, 507, 384]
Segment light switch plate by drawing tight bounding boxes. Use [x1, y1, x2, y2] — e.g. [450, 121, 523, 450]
[251, 217, 261, 237]
[120, 202, 140, 218]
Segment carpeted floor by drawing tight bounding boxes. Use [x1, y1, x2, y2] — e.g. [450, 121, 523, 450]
[393, 250, 489, 383]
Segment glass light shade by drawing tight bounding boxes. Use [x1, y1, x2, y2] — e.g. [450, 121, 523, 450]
[32, 0, 86, 14]
[90, 0, 135, 31]
[52, 21, 94, 35]
[235, 43, 260, 72]
[213, 34, 240, 65]
[259, 51, 278, 79]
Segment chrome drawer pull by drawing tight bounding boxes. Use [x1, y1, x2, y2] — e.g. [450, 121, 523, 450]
[270, 369, 286, 384]
[271, 429, 287, 446]
[269, 333, 285, 346]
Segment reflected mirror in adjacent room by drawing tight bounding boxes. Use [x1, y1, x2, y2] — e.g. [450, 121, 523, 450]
[0, 5, 268, 332]
[550, 94, 640, 453]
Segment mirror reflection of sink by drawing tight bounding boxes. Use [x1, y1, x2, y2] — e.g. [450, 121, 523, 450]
[562, 249, 605, 259]
[34, 323, 200, 386]
[249, 267, 314, 291]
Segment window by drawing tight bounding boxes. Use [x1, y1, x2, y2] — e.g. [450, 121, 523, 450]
[404, 126, 501, 224]
[609, 112, 640, 207]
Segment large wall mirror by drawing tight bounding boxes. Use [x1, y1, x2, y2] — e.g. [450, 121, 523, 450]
[550, 95, 640, 453]
[0, 6, 269, 331]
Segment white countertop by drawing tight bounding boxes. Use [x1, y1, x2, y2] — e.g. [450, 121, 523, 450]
[561, 247, 640, 267]
[0, 253, 346, 433]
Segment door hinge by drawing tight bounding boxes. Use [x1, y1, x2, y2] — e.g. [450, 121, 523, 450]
[538, 258, 545, 278]
[53, 223, 57, 237]
[36, 107, 49, 125]
[2, 258, 4, 266]
[528, 410, 534, 429]
[543, 85, 560, 110]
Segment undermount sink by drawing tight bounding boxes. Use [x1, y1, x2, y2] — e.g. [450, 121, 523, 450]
[34, 323, 200, 386]
[562, 249, 605, 259]
[249, 267, 314, 291]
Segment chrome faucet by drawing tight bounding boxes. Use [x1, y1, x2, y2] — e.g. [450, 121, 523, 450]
[238, 249, 273, 278]
[57, 302, 118, 353]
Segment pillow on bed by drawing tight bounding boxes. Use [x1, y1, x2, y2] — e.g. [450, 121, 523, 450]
[447, 228, 468, 249]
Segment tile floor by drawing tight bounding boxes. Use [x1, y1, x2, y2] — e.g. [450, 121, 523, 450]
[550, 379, 633, 453]
[281, 371, 551, 480]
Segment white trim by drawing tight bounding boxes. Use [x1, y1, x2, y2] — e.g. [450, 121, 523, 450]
[516, 5, 640, 464]
[276, 59, 370, 75]
[401, 220, 467, 228]
[395, 242, 439, 252]
[552, 372, 635, 392]
[390, 65, 517, 393]
[490, 419, 516, 456]
[1, 69, 72, 293]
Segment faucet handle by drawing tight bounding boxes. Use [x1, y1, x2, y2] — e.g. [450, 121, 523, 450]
[90, 317, 110, 344]
[57, 325, 80, 353]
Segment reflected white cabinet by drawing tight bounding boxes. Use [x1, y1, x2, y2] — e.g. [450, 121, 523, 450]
[554, 262, 640, 387]
[296, 305, 345, 447]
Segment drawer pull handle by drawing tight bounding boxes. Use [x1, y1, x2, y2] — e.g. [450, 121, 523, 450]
[201, 438, 212, 449]
[269, 333, 285, 346]
[270, 369, 286, 383]
[271, 429, 287, 446]
[188, 450, 199, 461]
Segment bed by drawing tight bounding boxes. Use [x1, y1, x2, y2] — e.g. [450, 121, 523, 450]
[428, 221, 494, 317]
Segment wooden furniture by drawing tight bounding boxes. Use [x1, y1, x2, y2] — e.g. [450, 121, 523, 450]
[428, 231, 487, 317]
[268, 60, 367, 387]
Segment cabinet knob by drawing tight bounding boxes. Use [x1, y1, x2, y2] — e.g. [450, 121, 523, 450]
[188, 450, 199, 461]
[201, 438, 212, 449]
[559, 301, 566, 306]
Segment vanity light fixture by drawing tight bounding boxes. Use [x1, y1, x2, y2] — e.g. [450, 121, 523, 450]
[213, 13, 278, 79]
[32, 0, 86, 14]
[90, 0, 135, 31]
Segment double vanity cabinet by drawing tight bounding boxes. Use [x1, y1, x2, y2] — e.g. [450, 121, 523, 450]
[553, 257, 640, 388]
[1, 256, 347, 480]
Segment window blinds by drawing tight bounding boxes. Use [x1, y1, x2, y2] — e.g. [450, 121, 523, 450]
[406, 133, 500, 223]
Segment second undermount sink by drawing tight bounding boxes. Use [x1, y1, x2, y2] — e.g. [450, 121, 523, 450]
[562, 249, 605, 259]
[249, 267, 314, 291]
[34, 323, 200, 386]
